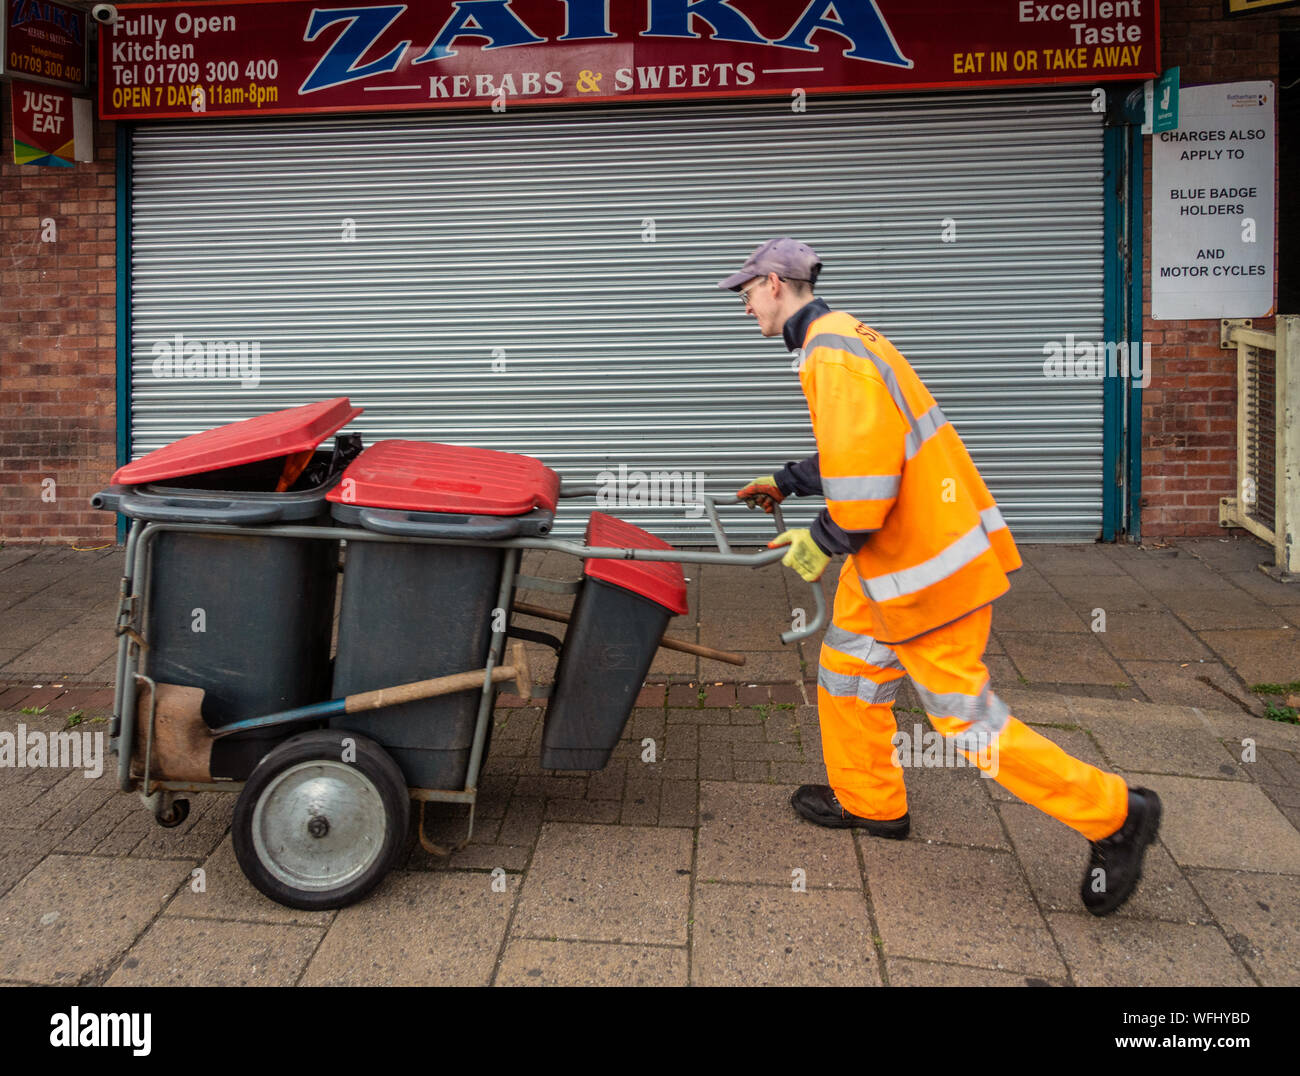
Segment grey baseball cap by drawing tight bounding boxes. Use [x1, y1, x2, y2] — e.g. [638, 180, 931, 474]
[718, 237, 822, 290]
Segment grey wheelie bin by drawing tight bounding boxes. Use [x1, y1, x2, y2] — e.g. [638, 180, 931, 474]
[92, 397, 364, 779]
[326, 440, 559, 790]
[541, 510, 688, 770]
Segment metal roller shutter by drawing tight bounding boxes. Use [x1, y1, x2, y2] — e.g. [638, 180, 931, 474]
[128, 88, 1105, 542]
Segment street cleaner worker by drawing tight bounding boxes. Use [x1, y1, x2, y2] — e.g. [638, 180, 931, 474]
[721, 237, 1160, 916]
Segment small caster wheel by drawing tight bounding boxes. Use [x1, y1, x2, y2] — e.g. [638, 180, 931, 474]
[232, 729, 409, 910]
[152, 795, 190, 828]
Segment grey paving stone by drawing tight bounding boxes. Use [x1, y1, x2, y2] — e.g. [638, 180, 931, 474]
[1179, 537, 1275, 572]
[701, 651, 802, 682]
[544, 798, 621, 824]
[129, 793, 232, 860]
[1080, 709, 1249, 780]
[302, 871, 515, 986]
[1137, 775, 1300, 873]
[998, 632, 1128, 686]
[4, 611, 117, 679]
[620, 776, 661, 825]
[1195, 709, 1300, 753]
[1093, 611, 1214, 662]
[1156, 586, 1290, 631]
[1257, 747, 1300, 786]
[860, 840, 1064, 978]
[53, 786, 140, 855]
[0, 827, 60, 899]
[1049, 575, 1164, 615]
[445, 844, 531, 872]
[1186, 868, 1300, 986]
[1197, 629, 1300, 686]
[990, 590, 1089, 633]
[658, 781, 697, 827]
[691, 883, 880, 986]
[163, 836, 336, 927]
[697, 781, 860, 888]
[893, 758, 1007, 848]
[1021, 545, 1128, 577]
[985, 655, 1021, 687]
[107, 917, 324, 986]
[998, 689, 1076, 723]
[1119, 660, 1258, 713]
[491, 795, 543, 847]
[997, 802, 1208, 921]
[1046, 912, 1255, 987]
[1003, 565, 1056, 591]
[0, 559, 94, 613]
[0, 606, 88, 659]
[886, 957, 1066, 987]
[496, 939, 688, 986]
[0, 855, 193, 985]
[1117, 551, 1237, 592]
[1219, 571, 1299, 607]
[511, 823, 691, 945]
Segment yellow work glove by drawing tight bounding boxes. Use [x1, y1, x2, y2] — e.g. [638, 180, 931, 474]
[737, 474, 784, 513]
[769, 528, 830, 582]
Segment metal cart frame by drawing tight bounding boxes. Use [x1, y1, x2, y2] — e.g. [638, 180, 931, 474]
[110, 487, 826, 891]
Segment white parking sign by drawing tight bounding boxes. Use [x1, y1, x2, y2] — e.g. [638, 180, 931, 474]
[1151, 81, 1274, 320]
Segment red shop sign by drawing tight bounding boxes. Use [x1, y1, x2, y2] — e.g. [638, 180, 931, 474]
[2, 0, 89, 90]
[98, 0, 1160, 121]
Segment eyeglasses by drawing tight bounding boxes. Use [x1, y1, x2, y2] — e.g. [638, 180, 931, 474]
[739, 276, 811, 307]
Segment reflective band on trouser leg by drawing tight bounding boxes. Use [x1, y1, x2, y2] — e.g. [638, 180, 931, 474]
[816, 564, 908, 821]
[893, 605, 1129, 841]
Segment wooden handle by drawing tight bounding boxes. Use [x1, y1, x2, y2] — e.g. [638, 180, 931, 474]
[346, 666, 517, 712]
[345, 641, 532, 713]
[511, 600, 746, 667]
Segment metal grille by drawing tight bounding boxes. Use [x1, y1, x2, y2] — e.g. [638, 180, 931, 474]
[129, 88, 1106, 542]
[1244, 344, 1277, 529]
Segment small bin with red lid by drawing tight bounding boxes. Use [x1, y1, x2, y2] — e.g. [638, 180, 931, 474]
[91, 398, 365, 779]
[327, 440, 560, 790]
[541, 511, 689, 771]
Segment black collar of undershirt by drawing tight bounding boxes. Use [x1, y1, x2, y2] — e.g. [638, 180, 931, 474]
[782, 297, 831, 352]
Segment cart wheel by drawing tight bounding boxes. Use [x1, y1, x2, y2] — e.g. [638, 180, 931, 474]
[232, 729, 409, 910]
[154, 796, 190, 828]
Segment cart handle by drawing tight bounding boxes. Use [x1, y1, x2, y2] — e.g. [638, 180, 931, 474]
[555, 485, 825, 644]
[700, 493, 824, 645]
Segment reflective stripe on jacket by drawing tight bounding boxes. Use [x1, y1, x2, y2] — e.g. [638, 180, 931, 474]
[798, 310, 1021, 643]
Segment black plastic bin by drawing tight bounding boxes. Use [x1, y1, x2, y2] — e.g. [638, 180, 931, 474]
[327, 440, 559, 790]
[541, 512, 688, 770]
[93, 398, 363, 779]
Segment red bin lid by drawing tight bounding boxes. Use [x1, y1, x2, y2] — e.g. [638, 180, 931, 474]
[111, 397, 362, 485]
[583, 512, 688, 616]
[326, 440, 560, 516]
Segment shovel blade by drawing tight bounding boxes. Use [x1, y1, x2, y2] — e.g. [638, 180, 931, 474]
[133, 682, 213, 783]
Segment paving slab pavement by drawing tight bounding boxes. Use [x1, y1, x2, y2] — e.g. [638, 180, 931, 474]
[0, 533, 1297, 986]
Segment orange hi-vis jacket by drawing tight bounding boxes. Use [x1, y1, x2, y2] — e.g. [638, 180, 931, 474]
[797, 309, 1022, 643]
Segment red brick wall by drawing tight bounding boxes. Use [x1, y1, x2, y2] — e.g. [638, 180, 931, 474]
[1, 79, 118, 544]
[1142, 2, 1284, 537]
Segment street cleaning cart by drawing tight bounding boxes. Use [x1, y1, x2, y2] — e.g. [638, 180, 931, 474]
[94, 399, 824, 910]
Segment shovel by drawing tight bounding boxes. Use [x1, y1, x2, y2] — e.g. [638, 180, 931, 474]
[134, 641, 532, 784]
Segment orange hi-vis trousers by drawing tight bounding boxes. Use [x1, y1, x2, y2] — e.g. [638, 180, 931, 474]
[817, 560, 1129, 842]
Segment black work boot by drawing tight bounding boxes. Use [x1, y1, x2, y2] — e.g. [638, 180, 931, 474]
[1080, 787, 1162, 917]
[790, 785, 910, 838]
